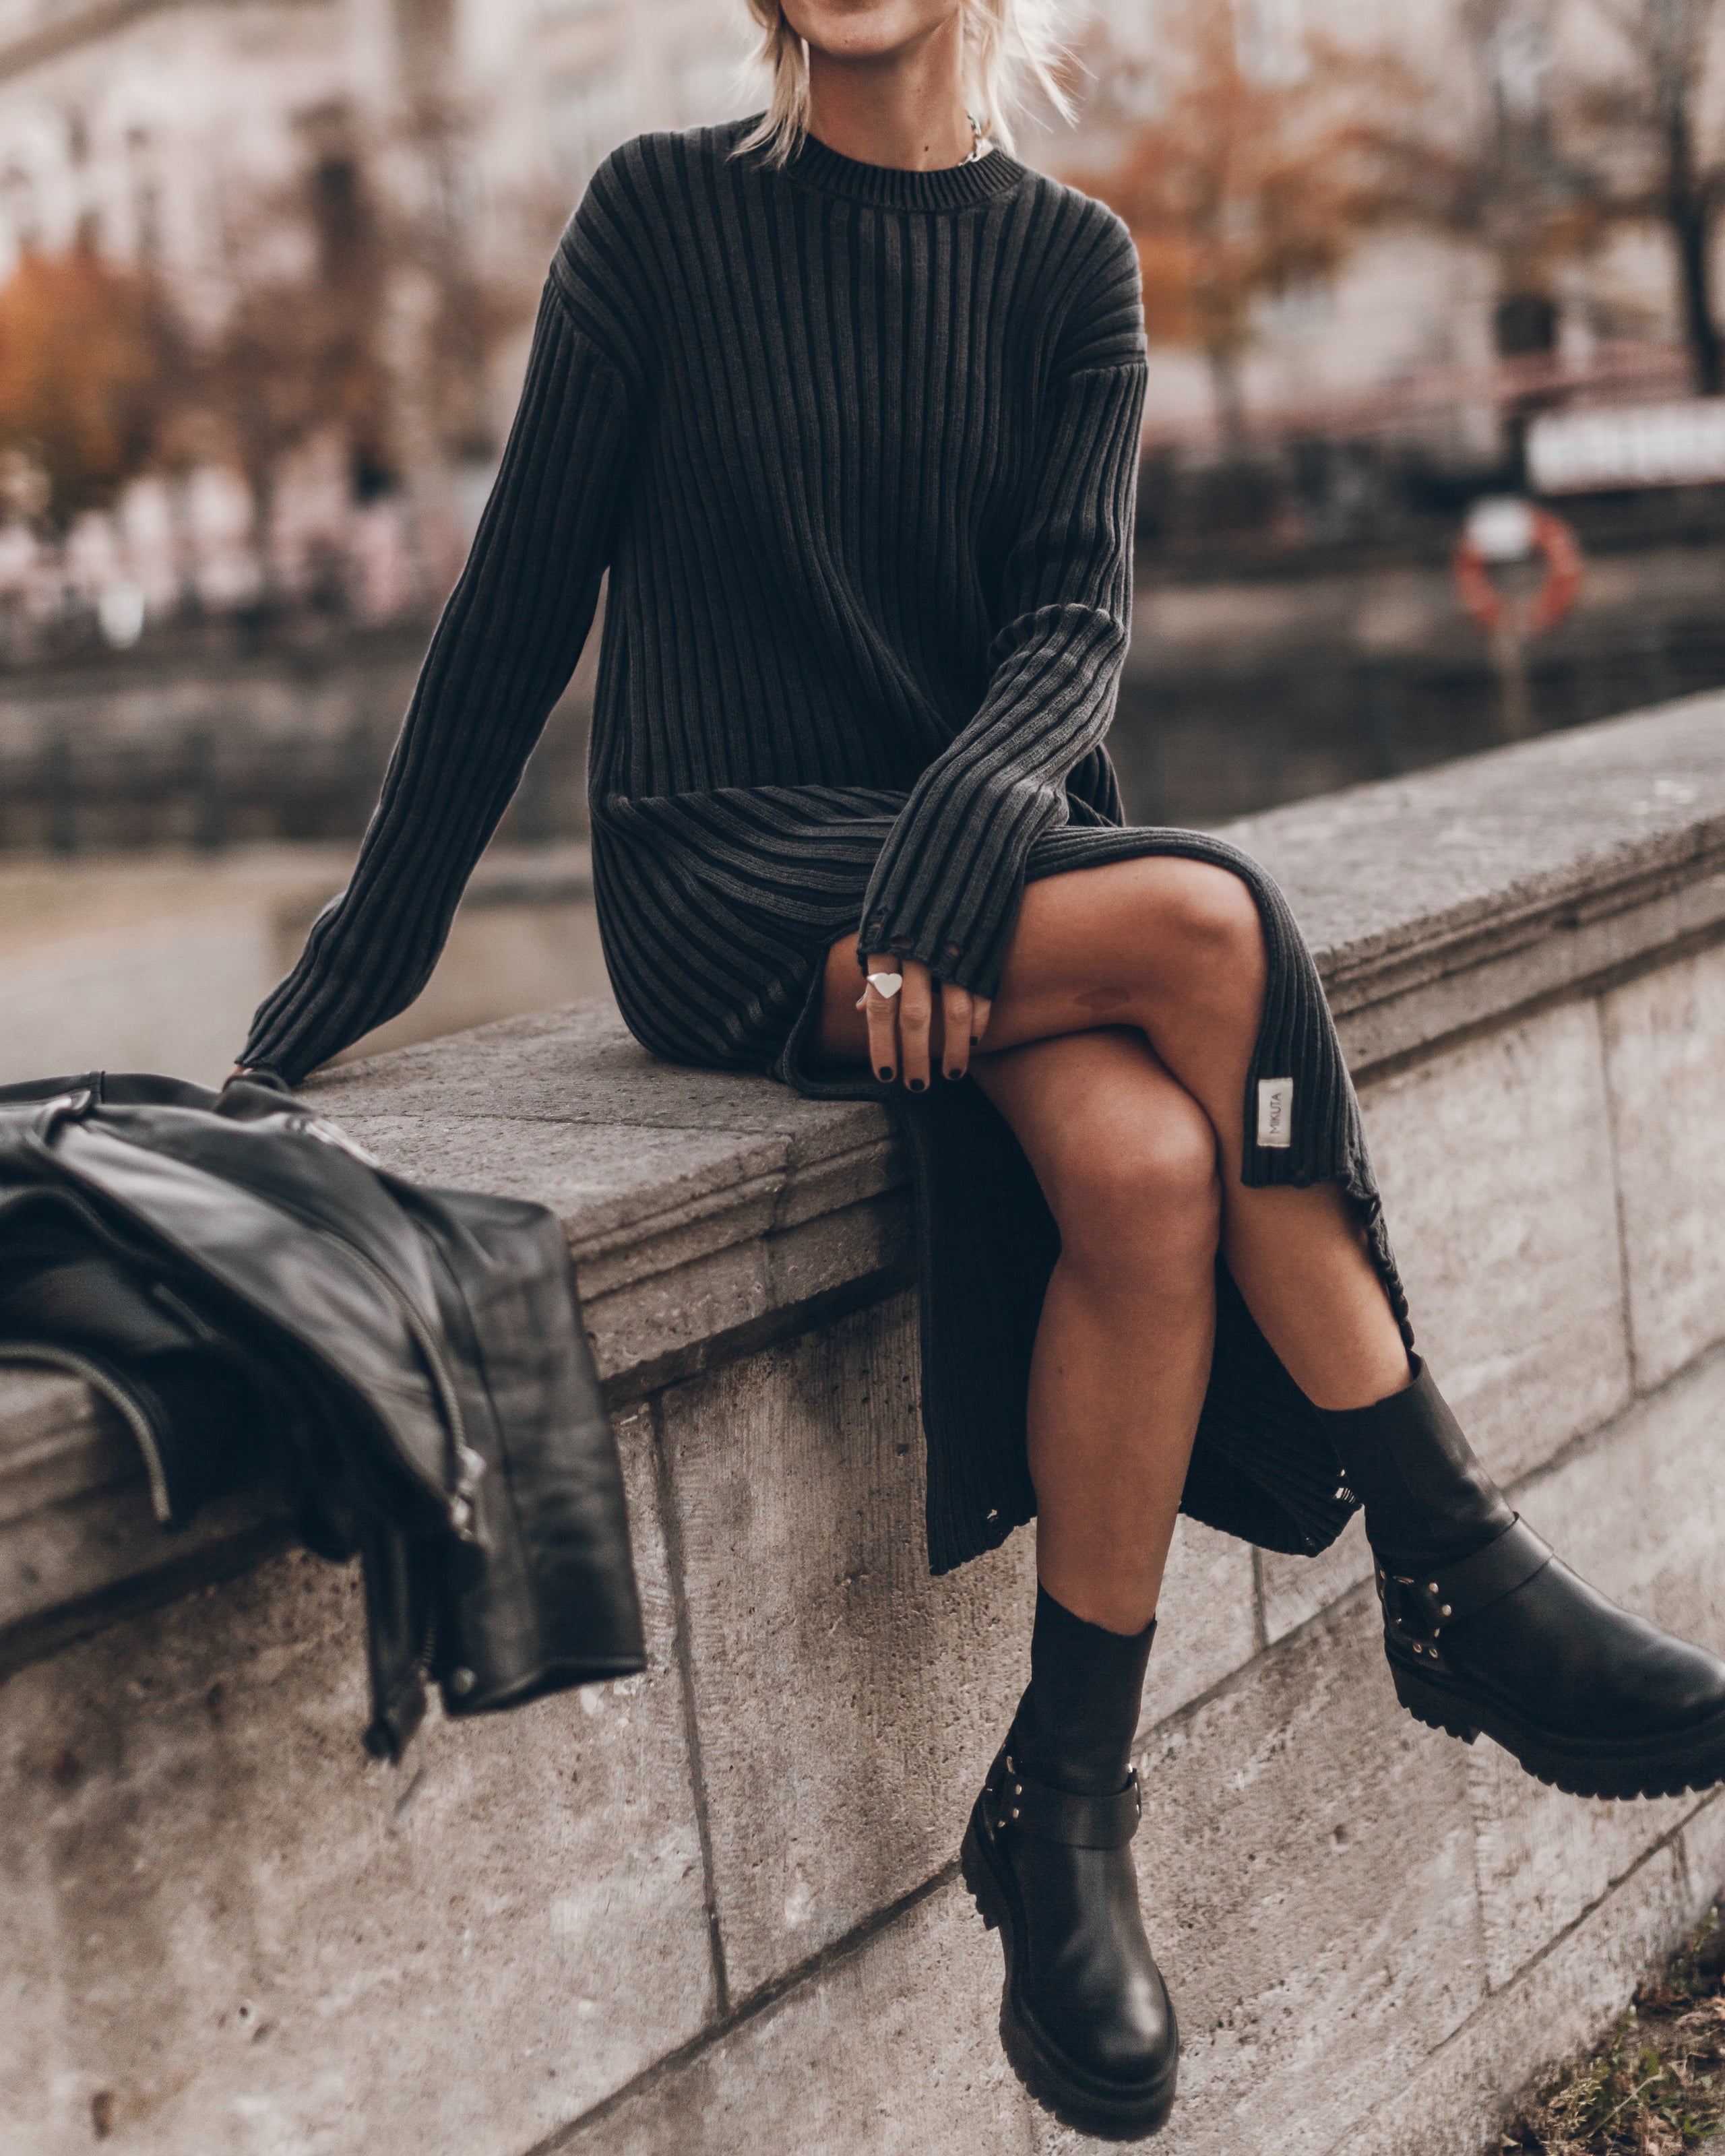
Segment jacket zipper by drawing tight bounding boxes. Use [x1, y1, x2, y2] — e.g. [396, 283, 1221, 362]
[299, 1226, 485, 1540]
[3, 1340, 174, 1525]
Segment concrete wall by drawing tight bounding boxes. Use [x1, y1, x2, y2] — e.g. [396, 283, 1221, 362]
[5, 695, 1725, 2155]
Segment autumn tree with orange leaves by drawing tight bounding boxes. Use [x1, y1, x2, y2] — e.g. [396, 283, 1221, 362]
[0, 244, 181, 527]
[0, 106, 534, 565]
[1074, 5, 1419, 444]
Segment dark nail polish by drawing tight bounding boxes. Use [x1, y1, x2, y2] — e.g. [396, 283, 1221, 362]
[907, 1077, 926, 1093]
[878, 1066, 894, 1082]
[970, 1034, 980, 1044]
[944, 1068, 964, 1082]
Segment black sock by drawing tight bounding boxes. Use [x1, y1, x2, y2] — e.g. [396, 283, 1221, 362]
[1018, 1583, 1156, 1798]
[1317, 1358, 1513, 1568]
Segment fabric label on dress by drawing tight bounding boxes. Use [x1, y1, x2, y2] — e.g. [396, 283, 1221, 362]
[1257, 1077, 1294, 1149]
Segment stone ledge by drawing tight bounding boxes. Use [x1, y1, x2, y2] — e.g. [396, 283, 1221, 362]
[5, 695, 1725, 1670]
[1234, 693, 1725, 1074]
[304, 1023, 910, 1390]
[0, 1365, 288, 1672]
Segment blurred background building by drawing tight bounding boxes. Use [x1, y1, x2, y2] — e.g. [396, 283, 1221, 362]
[0, 0, 1722, 1077]
[0, 0, 754, 645]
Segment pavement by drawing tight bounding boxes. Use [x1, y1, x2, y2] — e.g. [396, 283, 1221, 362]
[0, 842, 611, 1087]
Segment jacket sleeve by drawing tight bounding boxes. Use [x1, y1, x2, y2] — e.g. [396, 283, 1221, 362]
[855, 224, 1147, 999]
[239, 279, 635, 1083]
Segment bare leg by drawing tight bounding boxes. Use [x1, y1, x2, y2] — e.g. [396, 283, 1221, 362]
[817, 856, 1409, 1413]
[966, 1031, 1220, 1634]
[820, 861, 1725, 1853]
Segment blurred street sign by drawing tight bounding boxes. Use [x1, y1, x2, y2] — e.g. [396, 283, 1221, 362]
[1528, 400, 1725, 494]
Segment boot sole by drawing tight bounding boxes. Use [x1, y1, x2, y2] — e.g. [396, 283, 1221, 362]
[1391, 1657, 1725, 1800]
[960, 1796, 1179, 2142]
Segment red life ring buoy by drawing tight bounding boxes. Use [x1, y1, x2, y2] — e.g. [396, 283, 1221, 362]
[1454, 507, 1582, 636]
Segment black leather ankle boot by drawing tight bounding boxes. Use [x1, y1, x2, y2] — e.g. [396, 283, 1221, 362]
[961, 1589, 1178, 2141]
[1322, 1363, 1725, 1800]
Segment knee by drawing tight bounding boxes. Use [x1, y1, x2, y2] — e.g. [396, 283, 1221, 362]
[1048, 1096, 1221, 1288]
[1154, 864, 1265, 1003]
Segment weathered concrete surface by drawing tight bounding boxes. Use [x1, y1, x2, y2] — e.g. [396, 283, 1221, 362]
[1140, 1515, 1259, 1733]
[1334, 1779, 1725, 2156]
[1230, 693, 1725, 1045]
[1360, 1001, 1633, 1482]
[0, 1366, 286, 1668]
[1603, 941, 1725, 1392]
[1464, 1350, 1725, 1993]
[317, 1009, 909, 1398]
[656, 1297, 1035, 1998]
[655, 1298, 1267, 2006]
[1323, 1821, 1707, 2156]
[1257, 1509, 1374, 1650]
[332, 1101, 907, 1393]
[556, 1884, 1034, 2156]
[1252, 1353, 1725, 2156]
[1123, 1595, 1484, 2156]
[1, 1407, 714, 2156]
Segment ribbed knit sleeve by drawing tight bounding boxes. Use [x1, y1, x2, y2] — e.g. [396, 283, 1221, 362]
[856, 239, 1147, 996]
[241, 281, 635, 1082]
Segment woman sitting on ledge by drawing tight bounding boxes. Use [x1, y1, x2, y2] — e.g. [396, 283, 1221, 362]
[234, 0, 1725, 2138]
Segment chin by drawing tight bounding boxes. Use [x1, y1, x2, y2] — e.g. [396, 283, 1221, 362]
[786, 0, 961, 62]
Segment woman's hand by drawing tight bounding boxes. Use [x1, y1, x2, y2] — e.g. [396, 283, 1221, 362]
[857, 955, 992, 1090]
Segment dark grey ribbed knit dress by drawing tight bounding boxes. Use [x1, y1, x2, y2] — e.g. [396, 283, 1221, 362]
[243, 121, 1410, 1575]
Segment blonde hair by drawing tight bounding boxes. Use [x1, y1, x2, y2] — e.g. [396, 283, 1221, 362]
[736, 1, 1072, 166]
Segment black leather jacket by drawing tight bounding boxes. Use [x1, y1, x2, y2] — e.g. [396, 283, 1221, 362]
[0, 1071, 643, 1758]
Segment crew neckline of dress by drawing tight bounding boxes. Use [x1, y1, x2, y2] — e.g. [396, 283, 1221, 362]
[777, 125, 1030, 212]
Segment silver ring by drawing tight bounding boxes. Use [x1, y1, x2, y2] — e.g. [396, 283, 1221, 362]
[865, 972, 904, 999]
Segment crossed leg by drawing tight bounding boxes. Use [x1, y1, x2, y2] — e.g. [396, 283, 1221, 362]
[972, 1029, 1220, 1630]
[817, 855, 1411, 1632]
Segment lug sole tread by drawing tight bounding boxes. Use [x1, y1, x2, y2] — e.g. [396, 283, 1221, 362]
[1391, 1660, 1725, 1802]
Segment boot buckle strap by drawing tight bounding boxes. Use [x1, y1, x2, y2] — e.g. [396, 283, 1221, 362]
[1375, 1570, 1454, 1667]
[997, 1754, 1141, 1848]
[1375, 1517, 1555, 1665]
